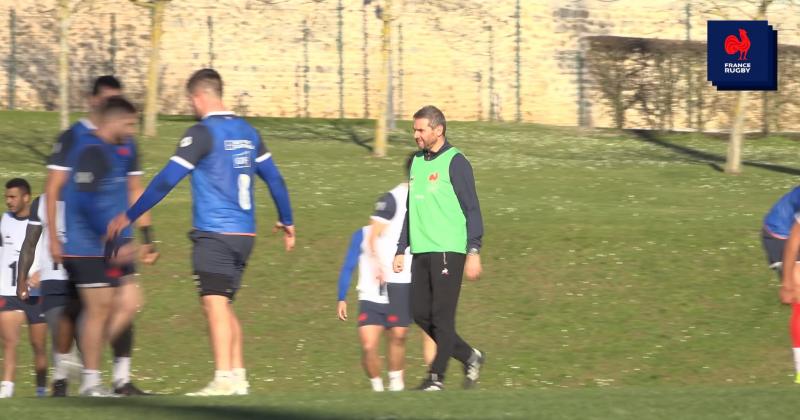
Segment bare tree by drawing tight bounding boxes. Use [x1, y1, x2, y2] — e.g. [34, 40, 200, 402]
[373, 0, 393, 157]
[704, 0, 786, 175]
[51, 1, 94, 130]
[130, 0, 171, 138]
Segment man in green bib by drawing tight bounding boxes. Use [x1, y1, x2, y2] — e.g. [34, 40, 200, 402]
[393, 105, 486, 391]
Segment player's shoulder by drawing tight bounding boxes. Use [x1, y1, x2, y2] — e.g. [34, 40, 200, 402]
[181, 123, 213, 145]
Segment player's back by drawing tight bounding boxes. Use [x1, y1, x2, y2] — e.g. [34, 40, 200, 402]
[374, 183, 411, 283]
[0, 212, 31, 296]
[764, 186, 800, 238]
[47, 119, 96, 172]
[63, 133, 136, 256]
[29, 194, 67, 281]
[190, 113, 262, 235]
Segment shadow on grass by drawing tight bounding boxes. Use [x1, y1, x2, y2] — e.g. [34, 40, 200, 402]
[629, 129, 800, 176]
[63, 397, 341, 420]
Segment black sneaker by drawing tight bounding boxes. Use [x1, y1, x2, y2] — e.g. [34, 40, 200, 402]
[463, 348, 486, 389]
[114, 382, 151, 396]
[416, 374, 444, 391]
[52, 379, 68, 397]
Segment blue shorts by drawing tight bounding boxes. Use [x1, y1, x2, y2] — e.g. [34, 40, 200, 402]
[0, 296, 46, 324]
[358, 283, 411, 328]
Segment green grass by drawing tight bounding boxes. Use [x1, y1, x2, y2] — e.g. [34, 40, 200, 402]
[0, 110, 798, 418]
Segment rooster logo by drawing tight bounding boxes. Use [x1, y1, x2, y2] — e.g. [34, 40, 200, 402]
[428, 172, 439, 182]
[724, 28, 751, 60]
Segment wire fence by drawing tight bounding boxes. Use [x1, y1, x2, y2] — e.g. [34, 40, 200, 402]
[0, 0, 799, 130]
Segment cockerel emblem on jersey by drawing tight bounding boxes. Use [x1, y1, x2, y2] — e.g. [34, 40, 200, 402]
[428, 172, 439, 182]
[725, 28, 751, 60]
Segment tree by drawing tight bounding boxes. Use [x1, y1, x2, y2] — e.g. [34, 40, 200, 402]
[130, 0, 171, 138]
[704, 0, 786, 175]
[373, 0, 392, 157]
[52, 1, 94, 130]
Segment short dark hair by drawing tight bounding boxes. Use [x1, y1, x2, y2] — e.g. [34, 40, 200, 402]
[413, 105, 446, 136]
[98, 95, 137, 117]
[91, 75, 122, 96]
[405, 151, 415, 176]
[187, 68, 223, 97]
[5, 178, 30, 195]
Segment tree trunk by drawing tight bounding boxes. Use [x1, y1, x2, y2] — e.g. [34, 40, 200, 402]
[58, 0, 70, 130]
[725, 91, 747, 175]
[373, 0, 391, 158]
[143, 1, 166, 138]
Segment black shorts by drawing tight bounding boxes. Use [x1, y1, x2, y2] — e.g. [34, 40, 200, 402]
[63, 257, 135, 289]
[358, 284, 411, 328]
[0, 296, 46, 324]
[189, 230, 254, 300]
[40, 280, 77, 312]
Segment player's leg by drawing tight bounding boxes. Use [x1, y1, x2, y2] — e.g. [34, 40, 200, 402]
[50, 295, 81, 397]
[422, 330, 436, 367]
[359, 323, 385, 392]
[0, 307, 25, 397]
[107, 276, 148, 395]
[410, 254, 434, 339]
[386, 282, 413, 391]
[76, 286, 114, 395]
[25, 297, 48, 397]
[426, 253, 475, 387]
[186, 232, 253, 397]
[229, 304, 248, 395]
[386, 327, 408, 391]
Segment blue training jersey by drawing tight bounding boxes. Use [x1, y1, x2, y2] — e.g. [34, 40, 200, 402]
[169, 112, 269, 234]
[764, 186, 800, 238]
[47, 119, 98, 172]
[62, 133, 138, 256]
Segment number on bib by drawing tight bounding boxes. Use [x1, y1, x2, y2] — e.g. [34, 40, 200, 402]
[238, 174, 252, 210]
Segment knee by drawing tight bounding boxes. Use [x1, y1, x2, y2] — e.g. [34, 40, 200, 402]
[361, 340, 379, 354]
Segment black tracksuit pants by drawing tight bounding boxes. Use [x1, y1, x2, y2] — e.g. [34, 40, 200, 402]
[410, 252, 473, 377]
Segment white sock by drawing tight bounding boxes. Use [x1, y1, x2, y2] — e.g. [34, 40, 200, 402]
[80, 369, 101, 392]
[388, 370, 404, 391]
[214, 370, 232, 383]
[793, 348, 800, 374]
[112, 357, 131, 388]
[370, 376, 384, 392]
[53, 353, 71, 381]
[232, 368, 246, 382]
[0, 381, 14, 397]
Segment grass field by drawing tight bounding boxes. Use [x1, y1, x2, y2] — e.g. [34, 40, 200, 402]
[0, 111, 798, 418]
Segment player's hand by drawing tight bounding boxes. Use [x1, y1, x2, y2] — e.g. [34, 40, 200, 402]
[16, 279, 29, 301]
[273, 222, 295, 252]
[28, 271, 41, 290]
[465, 254, 482, 281]
[781, 286, 794, 305]
[107, 213, 132, 240]
[139, 243, 160, 265]
[337, 301, 348, 321]
[392, 254, 404, 273]
[49, 239, 63, 265]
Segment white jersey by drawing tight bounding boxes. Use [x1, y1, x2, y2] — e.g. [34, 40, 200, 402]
[0, 212, 30, 296]
[28, 194, 68, 282]
[356, 226, 388, 304]
[370, 183, 411, 284]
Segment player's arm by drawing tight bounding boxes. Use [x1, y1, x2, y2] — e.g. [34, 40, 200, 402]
[17, 197, 44, 300]
[126, 141, 159, 264]
[392, 191, 410, 273]
[253, 136, 295, 251]
[451, 154, 484, 280]
[337, 228, 364, 321]
[785, 220, 800, 302]
[44, 130, 75, 263]
[107, 126, 212, 239]
[368, 192, 396, 283]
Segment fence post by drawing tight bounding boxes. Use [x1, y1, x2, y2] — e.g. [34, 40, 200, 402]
[488, 24, 496, 122]
[337, 0, 344, 119]
[207, 15, 214, 68]
[397, 23, 404, 121]
[302, 18, 310, 118]
[362, 2, 369, 119]
[7, 8, 16, 110]
[109, 13, 117, 74]
[514, 0, 521, 122]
